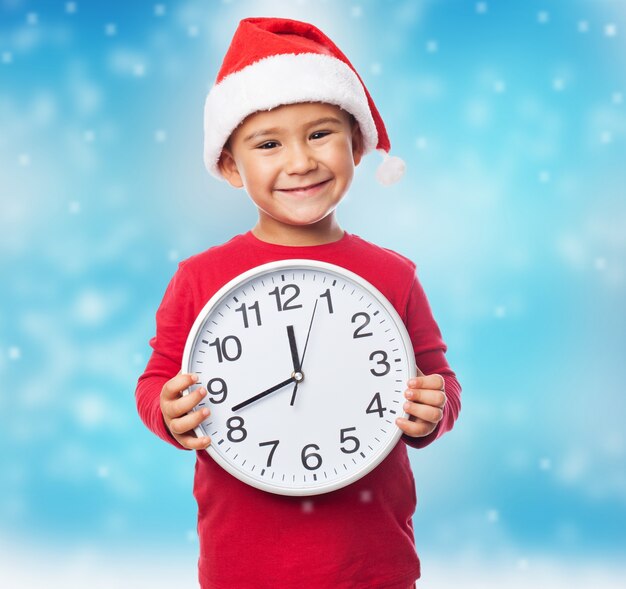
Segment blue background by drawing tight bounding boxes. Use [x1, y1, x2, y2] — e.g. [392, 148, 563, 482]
[1, 0, 625, 586]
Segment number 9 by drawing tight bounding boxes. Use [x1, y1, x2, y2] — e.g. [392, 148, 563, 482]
[207, 377, 228, 404]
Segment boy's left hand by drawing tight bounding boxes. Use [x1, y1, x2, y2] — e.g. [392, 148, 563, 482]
[396, 374, 447, 438]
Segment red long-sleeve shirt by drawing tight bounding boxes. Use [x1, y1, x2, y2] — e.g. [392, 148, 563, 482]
[136, 231, 461, 589]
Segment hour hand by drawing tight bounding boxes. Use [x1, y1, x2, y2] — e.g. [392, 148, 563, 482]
[286, 325, 301, 372]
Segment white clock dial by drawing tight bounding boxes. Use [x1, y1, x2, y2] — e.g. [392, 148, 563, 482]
[181, 259, 416, 496]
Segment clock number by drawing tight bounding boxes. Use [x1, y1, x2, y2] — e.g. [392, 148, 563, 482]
[369, 350, 390, 376]
[339, 427, 360, 454]
[269, 284, 303, 311]
[301, 443, 322, 471]
[352, 312, 373, 338]
[226, 417, 247, 443]
[259, 440, 280, 467]
[320, 288, 334, 314]
[206, 377, 227, 404]
[366, 392, 387, 418]
[209, 336, 242, 363]
[235, 301, 262, 328]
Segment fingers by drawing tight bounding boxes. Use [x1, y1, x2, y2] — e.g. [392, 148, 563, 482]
[402, 399, 443, 424]
[161, 373, 212, 449]
[397, 373, 447, 438]
[169, 386, 208, 417]
[404, 386, 446, 409]
[169, 404, 212, 450]
[396, 416, 437, 438]
[175, 432, 212, 451]
[168, 404, 210, 435]
[408, 374, 445, 392]
[161, 372, 199, 401]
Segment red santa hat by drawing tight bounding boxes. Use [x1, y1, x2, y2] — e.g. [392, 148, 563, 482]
[203, 17, 405, 186]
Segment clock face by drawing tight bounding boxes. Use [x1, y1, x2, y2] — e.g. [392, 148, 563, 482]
[181, 259, 416, 496]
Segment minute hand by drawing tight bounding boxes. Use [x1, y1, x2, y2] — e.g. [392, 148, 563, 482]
[289, 298, 318, 406]
[231, 376, 296, 412]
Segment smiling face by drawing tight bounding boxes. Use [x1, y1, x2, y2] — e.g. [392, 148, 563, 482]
[218, 102, 363, 245]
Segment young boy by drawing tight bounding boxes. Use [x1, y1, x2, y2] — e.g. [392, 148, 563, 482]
[136, 17, 461, 589]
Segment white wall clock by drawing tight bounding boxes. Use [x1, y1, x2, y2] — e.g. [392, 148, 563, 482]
[181, 259, 417, 496]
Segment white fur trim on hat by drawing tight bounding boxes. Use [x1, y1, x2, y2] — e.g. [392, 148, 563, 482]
[203, 52, 379, 179]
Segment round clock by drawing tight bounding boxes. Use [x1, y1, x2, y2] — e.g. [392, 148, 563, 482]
[181, 259, 417, 496]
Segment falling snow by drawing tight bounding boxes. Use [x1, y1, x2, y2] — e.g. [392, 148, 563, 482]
[476, 2, 488, 15]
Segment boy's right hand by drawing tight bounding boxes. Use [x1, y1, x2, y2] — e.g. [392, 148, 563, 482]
[160, 373, 212, 450]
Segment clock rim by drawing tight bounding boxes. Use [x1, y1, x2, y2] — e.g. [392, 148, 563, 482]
[181, 258, 417, 496]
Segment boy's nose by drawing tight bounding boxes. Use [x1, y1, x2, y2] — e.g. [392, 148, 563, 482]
[284, 144, 317, 174]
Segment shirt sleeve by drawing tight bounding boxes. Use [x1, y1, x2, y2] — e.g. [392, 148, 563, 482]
[135, 261, 197, 450]
[401, 273, 462, 449]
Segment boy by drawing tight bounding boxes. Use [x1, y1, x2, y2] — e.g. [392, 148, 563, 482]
[136, 17, 461, 589]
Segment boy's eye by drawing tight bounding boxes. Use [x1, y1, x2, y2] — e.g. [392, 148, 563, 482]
[310, 131, 330, 140]
[257, 141, 279, 150]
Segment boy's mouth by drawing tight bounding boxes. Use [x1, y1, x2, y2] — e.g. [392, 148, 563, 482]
[276, 179, 332, 195]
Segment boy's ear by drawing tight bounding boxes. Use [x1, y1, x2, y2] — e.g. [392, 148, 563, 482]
[351, 123, 364, 166]
[217, 148, 244, 188]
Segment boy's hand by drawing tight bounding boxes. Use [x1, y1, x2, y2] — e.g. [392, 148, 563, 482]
[396, 374, 447, 438]
[160, 373, 212, 450]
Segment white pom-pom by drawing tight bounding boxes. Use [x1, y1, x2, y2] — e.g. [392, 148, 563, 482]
[375, 152, 406, 185]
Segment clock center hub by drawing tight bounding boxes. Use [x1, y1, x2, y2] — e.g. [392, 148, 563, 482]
[293, 371, 304, 383]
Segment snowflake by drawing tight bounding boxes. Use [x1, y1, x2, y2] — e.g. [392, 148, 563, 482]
[188, 25, 199, 37]
[600, 131, 612, 144]
[605, 24, 617, 37]
[186, 529, 198, 543]
[154, 3, 166, 16]
[476, 2, 487, 14]
[493, 80, 506, 93]
[65, 2, 77, 14]
[371, 62, 382, 75]
[2, 51, 12, 64]
[97, 465, 110, 478]
[486, 509, 499, 523]
[8, 346, 21, 360]
[537, 11, 549, 25]
[594, 257, 607, 271]
[426, 40, 438, 53]
[415, 136, 428, 150]
[68, 200, 81, 214]
[578, 20, 589, 33]
[105, 23, 117, 36]
[155, 129, 167, 142]
[517, 558, 530, 571]
[301, 500, 314, 514]
[18, 153, 31, 166]
[133, 63, 146, 77]
[351, 6, 363, 18]
[359, 489, 373, 503]
[553, 78, 565, 91]
[612, 92, 623, 105]
[168, 249, 179, 262]
[539, 457, 552, 471]
[539, 170, 551, 183]
[84, 129, 95, 142]
[494, 306, 506, 319]
[26, 12, 38, 25]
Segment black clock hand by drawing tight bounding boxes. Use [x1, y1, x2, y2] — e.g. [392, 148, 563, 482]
[290, 298, 318, 406]
[231, 376, 296, 412]
[286, 325, 301, 372]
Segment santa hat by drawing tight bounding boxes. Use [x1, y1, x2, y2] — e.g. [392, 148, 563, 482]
[203, 17, 405, 186]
